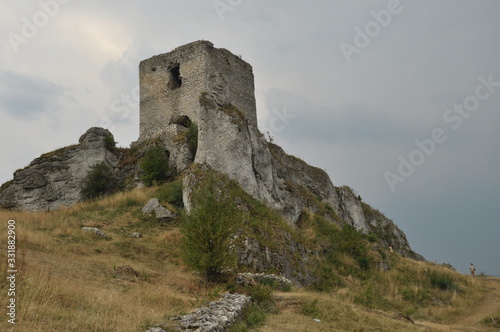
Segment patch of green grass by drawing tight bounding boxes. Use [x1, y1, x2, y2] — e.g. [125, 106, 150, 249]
[39, 144, 79, 160]
[428, 270, 456, 291]
[186, 121, 198, 156]
[229, 284, 279, 332]
[157, 180, 184, 208]
[301, 299, 320, 317]
[0, 180, 14, 191]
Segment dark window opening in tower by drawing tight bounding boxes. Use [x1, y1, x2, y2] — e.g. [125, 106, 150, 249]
[169, 65, 182, 90]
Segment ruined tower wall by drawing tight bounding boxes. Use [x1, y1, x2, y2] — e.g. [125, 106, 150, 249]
[138, 40, 257, 142]
[139, 41, 209, 141]
[204, 47, 257, 127]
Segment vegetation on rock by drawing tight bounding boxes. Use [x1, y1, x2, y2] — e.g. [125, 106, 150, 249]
[104, 134, 117, 150]
[81, 162, 123, 200]
[140, 145, 173, 186]
[186, 121, 198, 156]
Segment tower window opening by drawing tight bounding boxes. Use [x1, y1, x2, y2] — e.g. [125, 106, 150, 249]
[169, 65, 182, 90]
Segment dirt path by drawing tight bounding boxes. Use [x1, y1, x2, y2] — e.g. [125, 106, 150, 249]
[416, 277, 500, 331]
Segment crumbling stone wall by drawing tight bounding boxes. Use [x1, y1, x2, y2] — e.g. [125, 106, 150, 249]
[137, 41, 258, 173]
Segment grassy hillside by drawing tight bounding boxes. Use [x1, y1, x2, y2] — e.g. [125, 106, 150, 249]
[0, 179, 490, 331]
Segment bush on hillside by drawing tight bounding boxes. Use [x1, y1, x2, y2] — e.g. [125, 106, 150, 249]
[180, 173, 241, 282]
[81, 163, 122, 200]
[104, 134, 116, 150]
[140, 145, 174, 186]
[157, 179, 184, 208]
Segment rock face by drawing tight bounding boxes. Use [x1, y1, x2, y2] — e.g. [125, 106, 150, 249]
[362, 201, 425, 260]
[0, 128, 120, 211]
[135, 40, 422, 260]
[137, 41, 345, 228]
[236, 232, 318, 286]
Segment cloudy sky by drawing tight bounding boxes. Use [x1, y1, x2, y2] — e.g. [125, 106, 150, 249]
[1, 0, 499, 276]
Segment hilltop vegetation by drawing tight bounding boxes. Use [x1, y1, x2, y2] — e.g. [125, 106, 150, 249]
[0, 175, 490, 331]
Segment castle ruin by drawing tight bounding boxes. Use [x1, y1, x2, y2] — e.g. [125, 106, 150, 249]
[139, 40, 257, 142]
[0, 40, 421, 260]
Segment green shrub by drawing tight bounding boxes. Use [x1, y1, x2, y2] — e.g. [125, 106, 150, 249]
[180, 173, 241, 282]
[245, 305, 266, 327]
[229, 305, 266, 332]
[186, 121, 198, 156]
[81, 163, 122, 200]
[104, 134, 116, 150]
[315, 218, 373, 271]
[250, 284, 273, 304]
[428, 271, 455, 291]
[313, 265, 345, 292]
[157, 179, 184, 207]
[140, 145, 173, 186]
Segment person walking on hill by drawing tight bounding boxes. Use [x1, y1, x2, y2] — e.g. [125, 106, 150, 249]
[469, 263, 476, 277]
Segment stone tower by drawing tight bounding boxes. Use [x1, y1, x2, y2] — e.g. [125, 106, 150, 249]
[138, 40, 257, 143]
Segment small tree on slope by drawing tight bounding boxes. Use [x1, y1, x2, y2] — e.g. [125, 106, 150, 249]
[181, 174, 241, 282]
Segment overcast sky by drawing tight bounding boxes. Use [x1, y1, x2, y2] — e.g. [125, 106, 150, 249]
[1, 0, 499, 276]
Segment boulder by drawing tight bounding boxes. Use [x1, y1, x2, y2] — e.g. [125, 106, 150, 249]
[142, 198, 176, 220]
[82, 227, 108, 238]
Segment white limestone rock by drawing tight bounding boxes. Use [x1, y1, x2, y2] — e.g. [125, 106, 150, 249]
[142, 198, 176, 220]
[0, 127, 119, 211]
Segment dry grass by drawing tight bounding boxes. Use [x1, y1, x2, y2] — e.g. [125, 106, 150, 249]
[260, 291, 430, 332]
[0, 186, 488, 331]
[0, 188, 211, 332]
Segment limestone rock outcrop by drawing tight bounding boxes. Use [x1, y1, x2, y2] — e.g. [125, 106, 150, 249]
[0, 128, 120, 211]
[235, 232, 318, 286]
[142, 198, 177, 220]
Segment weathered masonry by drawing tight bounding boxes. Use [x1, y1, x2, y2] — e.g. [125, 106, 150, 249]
[139, 40, 257, 143]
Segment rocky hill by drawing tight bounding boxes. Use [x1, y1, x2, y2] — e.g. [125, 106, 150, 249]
[0, 41, 422, 266]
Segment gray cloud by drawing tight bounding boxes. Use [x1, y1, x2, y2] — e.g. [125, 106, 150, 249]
[0, 71, 64, 118]
[263, 88, 421, 145]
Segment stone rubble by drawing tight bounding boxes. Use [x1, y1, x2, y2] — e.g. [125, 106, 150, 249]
[169, 293, 251, 332]
[145, 328, 166, 332]
[236, 272, 294, 291]
[81, 226, 108, 238]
